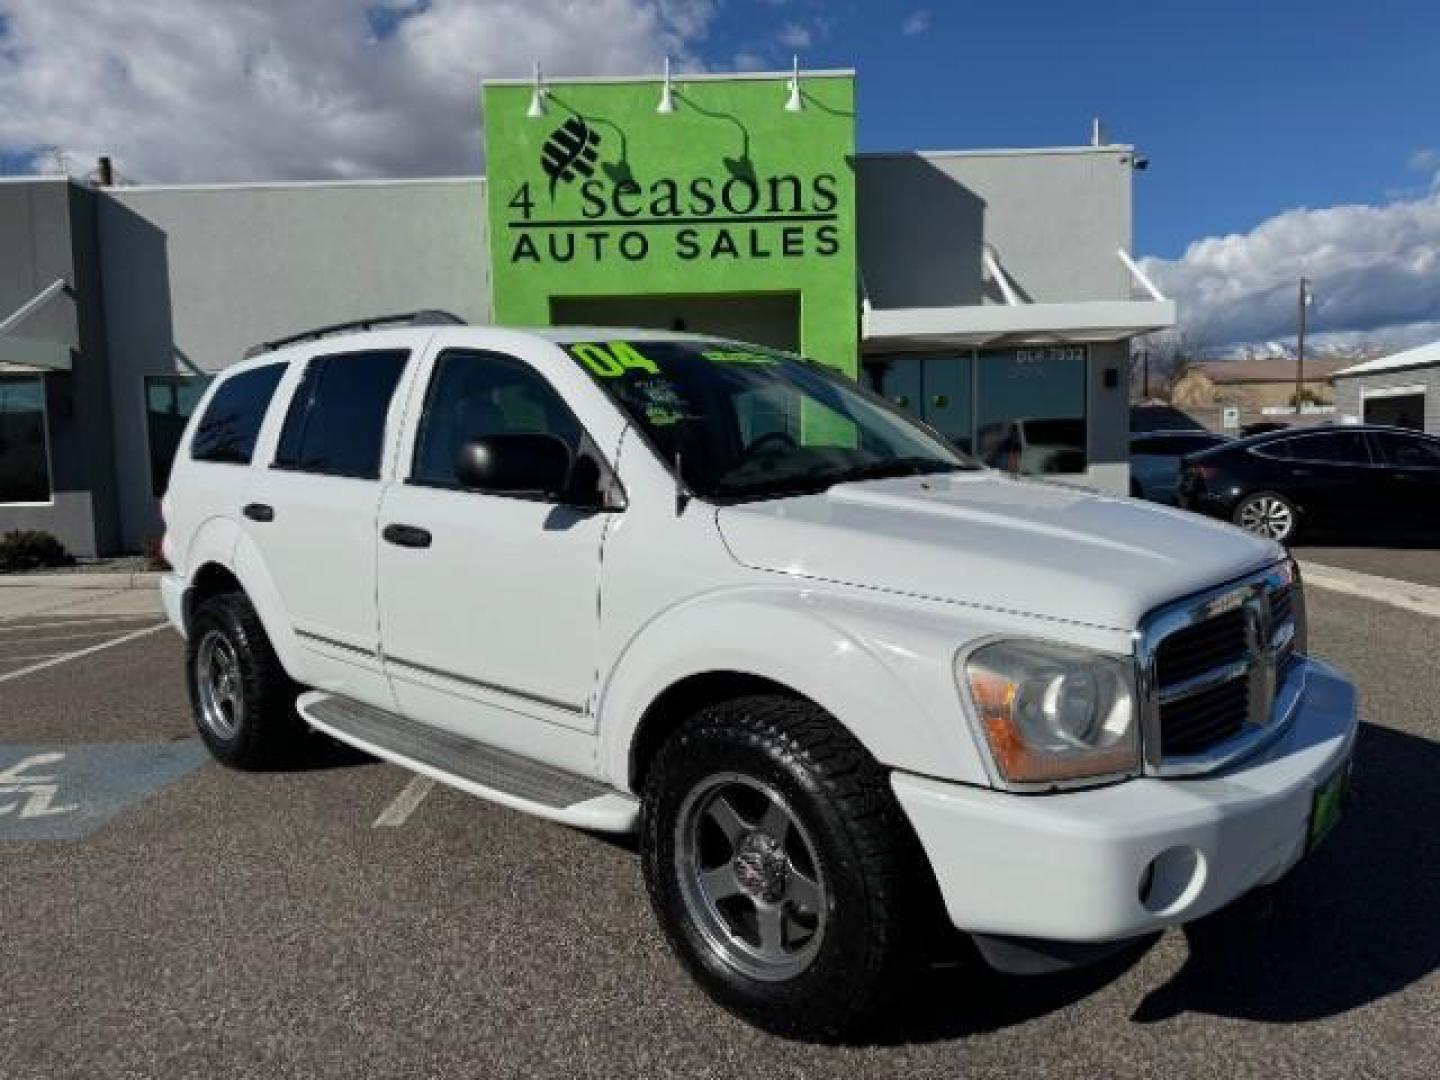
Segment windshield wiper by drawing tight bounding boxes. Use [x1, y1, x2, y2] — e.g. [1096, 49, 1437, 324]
[812, 457, 968, 489]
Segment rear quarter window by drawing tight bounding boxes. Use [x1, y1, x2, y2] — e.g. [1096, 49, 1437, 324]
[190, 363, 287, 465]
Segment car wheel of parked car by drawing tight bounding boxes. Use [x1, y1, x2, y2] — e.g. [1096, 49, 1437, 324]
[641, 694, 929, 1041]
[186, 591, 302, 769]
[1233, 491, 1299, 543]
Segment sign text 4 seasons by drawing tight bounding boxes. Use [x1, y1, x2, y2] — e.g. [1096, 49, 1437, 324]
[505, 171, 843, 266]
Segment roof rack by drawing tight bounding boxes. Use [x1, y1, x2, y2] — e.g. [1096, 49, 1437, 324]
[243, 309, 465, 358]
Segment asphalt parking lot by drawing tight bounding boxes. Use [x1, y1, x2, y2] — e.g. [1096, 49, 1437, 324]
[2, 584, 1438, 1079]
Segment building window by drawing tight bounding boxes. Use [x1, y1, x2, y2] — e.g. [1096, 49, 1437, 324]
[869, 347, 1088, 473]
[145, 375, 210, 495]
[975, 347, 1088, 475]
[0, 375, 52, 504]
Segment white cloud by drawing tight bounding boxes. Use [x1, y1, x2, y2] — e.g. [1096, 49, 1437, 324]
[776, 21, 812, 49]
[900, 9, 932, 36]
[0, 0, 716, 182]
[1141, 193, 1440, 352]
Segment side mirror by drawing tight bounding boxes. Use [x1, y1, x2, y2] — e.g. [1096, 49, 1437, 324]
[455, 434, 571, 498]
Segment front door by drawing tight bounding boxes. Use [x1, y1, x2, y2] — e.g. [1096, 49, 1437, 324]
[376, 348, 609, 770]
[1367, 430, 1440, 528]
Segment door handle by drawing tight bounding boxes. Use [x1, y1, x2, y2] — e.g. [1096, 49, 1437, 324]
[242, 503, 274, 523]
[382, 524, 432, 549]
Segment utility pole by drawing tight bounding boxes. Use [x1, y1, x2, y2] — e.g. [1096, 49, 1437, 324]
[1141, 348, 1150, 399]
[1295, 277, 1310, 416]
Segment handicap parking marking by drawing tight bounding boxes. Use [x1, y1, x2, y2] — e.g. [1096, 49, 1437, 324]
[0, 741, 209, 842]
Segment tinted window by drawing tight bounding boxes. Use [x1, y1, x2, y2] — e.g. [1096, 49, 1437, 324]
[191, 364, 285, 465]
[146, 375, 210, 494]
[1267, 431, 1370, 464]
[1372, 431, 1440, 467]
[0, 375, 51, 503]
[412, 350, 581, 487]
[1132, 434, 1221, 455]
[274, 351, 409, 479]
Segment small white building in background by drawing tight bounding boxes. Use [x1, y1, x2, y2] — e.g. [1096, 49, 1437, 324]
[1333, 340, 1440, 433]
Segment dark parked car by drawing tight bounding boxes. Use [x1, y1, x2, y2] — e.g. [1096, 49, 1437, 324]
[1130, 430, 1231, 504]
[1177, 424, 1440, 542]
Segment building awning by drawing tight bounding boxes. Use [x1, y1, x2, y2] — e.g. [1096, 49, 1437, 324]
[862, 298, 1176, 351]
[0, 278, 75, 372]
[0, 337, 73, 373]
[861, 247, 1176, 352]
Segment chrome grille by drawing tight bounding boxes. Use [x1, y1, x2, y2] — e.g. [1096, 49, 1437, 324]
[1139, 562, 1305, 775]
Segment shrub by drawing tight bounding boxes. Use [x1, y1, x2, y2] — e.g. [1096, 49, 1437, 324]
[0, 530, 77, 572]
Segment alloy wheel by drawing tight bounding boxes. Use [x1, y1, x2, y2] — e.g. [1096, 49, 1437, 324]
[1238, 496, 1295, 541]
[196, 629, 245, 740]
[675, 773, 828, 982]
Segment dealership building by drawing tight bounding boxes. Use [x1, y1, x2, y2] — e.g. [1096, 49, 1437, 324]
[0, 69, 1173, 556]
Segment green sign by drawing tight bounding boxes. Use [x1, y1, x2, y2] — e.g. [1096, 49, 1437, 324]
[482, 73, 859, 374]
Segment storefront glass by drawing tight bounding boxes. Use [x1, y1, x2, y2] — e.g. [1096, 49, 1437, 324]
[975, 346, 1087, 474]
[872, 346, 1087, 474]
[0, 375, 51, 503]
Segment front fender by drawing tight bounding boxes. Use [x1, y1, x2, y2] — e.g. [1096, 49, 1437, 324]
[596, 585, 997, 792]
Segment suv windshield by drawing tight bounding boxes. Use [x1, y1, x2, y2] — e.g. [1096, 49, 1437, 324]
[562, 339, 975, 502]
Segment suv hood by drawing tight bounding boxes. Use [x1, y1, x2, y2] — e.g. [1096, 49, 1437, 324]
[715, 472, 1280, 631]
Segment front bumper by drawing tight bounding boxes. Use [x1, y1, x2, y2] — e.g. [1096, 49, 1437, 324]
[894, 656, 1357, 945]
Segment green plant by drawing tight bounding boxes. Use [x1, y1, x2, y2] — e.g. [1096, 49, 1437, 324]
[0, 529, 77, 572]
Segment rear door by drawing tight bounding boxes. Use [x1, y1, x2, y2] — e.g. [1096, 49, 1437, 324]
[1256, 430, 1378, 529]
[1367, 430, 1440, 527]
[241, 347, 414, 708]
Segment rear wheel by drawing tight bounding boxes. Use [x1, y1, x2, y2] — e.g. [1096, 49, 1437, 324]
[186, 591, 303, 769]
[641, 694, 930, 1041]
[1233, 491, 1299, 543]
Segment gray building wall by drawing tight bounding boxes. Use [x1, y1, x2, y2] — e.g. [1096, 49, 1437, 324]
[855, 148, 1138, 494]
[1333, 367, 1440, 434]
[99, 178, 491, 550]
[856, 147, 1135, 309]
[0, 178, 118, 556]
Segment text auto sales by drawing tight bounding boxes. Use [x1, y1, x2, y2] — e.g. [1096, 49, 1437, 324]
[506, 173, 842, 264]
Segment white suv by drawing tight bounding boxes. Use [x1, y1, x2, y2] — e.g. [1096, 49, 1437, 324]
[160, 316, 1357, 1039]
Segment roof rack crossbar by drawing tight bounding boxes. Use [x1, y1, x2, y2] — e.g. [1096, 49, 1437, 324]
[244, 309, 465, 358]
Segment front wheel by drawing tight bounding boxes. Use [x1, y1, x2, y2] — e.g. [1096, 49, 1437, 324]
[1233, 491, 1299, 543]
[641, 695, 931, 1041]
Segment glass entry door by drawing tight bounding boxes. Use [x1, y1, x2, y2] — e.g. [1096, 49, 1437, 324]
[876, 355, 974, 454]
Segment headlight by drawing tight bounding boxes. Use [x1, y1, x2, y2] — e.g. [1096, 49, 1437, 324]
[959, 640, 1139, 786]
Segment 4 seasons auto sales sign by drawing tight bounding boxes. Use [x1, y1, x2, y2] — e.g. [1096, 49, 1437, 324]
[482, 71, 860, 370]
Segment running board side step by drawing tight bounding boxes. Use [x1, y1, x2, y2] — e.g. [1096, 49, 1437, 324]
[297, 691, 639, 833]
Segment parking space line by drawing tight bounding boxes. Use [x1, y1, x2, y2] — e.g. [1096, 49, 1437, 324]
[373, 775, 436, 828]
[0, 614, 159, 634]
[1300, 561, 1440, 620]
[0, 628, 157, 648]
[0, 622, 169, 685]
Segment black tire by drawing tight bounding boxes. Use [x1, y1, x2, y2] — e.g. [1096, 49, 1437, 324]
[1232, 490, 1300, 543]
[186, 591, 303, 769]
[640, 694, 932, 1041]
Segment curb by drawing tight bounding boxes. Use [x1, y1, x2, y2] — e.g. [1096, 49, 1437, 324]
[0, 570, 165, 591]
[1298, 560, 1440, 620]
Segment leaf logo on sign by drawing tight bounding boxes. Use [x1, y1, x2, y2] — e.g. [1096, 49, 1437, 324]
[540, 117, 602, 198]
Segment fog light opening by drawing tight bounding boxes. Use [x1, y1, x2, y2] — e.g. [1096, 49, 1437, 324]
[1139, 846, 1206, 916]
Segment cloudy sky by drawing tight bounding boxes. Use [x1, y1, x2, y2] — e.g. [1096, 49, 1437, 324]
[2, 0, 1438, 353]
